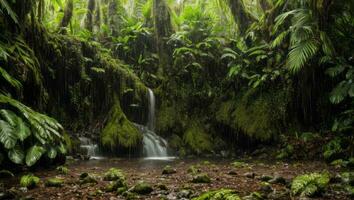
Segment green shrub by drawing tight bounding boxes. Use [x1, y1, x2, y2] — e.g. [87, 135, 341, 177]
[192, 189, 241, 200]
[20, 174, 40, 189]
[0, 95, 66, 167]
[291, 172, 330, 197]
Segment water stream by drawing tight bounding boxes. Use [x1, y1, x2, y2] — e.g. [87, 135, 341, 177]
[78, 137, 102, 160]
[140, 88, 172, 159]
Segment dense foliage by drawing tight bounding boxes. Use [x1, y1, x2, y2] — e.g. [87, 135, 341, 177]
[0, 0, 353, 166]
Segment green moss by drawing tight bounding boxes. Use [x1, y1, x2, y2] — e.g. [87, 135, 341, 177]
[216, 88, 290, 141]
[183, 120, 213, 154]
[45, 178, 64, 187]
[156, 101, 186, 134]
[20, 174, 40, 189]
[192, 189, 241, 200]
[56, 166, 69, 174]
[103, 168, 125, 181]
[101, 100, 142, 151]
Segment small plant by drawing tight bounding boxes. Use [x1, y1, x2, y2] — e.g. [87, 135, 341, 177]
[192, 189, 241, 200]
[20, 174, 40, 189]
[103, 168, 125, 181]
[291, 172, 330, 197]
[56, 166, 69, 174]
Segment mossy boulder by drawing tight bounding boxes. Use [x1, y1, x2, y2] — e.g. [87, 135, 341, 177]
[20, 174, 40, 189]
[101, 101, 143, 152]
[103, 168, 125, 181]
[291, 172, 330, 197]
[216, 88, 290, 141]
[162, 165, 176, 175]
[80, 175, 98, 185]
[192, 173, 211, 183]
[188, 165, 201, 174]
[192, 189, 241, 200]
[184, 121, 213, 154]
[231, 161, 247, 168]
[56, 166, 69, 174]
[45, 178, 64, 187]
[131, 181, 153, 195]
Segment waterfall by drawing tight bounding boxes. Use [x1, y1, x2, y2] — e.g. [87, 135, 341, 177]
[79, 137, 102, 159]
[139, 88, 169, 158]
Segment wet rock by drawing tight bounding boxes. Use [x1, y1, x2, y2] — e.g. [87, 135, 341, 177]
[131, 181, 153, 195]
[259, 175, 273, 182]
[187, 165, 200, 174]
[122, 191, 138, 200]
[162, 165, 176, 175]
[79, 172, 89, 179]
[45, 178, 64, 187]
[192, 173, 211, 183]
[269, 174, 286, 185]
[117, 187, 127, 195]
[228, 170, 238, 176]
[259, 182, 273, 193]
[80, 175, 98, 185]
[177, 189, 193, 199]
[244, 172, 256, 179]
[231, 161, 247, 168]
[105, 178, 127, 192]
[267, 190, 290, 199]
[157, 183, 168, 191]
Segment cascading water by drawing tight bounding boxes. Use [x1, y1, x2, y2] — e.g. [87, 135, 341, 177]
[139, 88, 170, 159]
[79, 137, 102, 159]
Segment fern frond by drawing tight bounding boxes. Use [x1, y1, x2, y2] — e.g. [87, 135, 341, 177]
[0, 67, 22, 90]
[287, 39, 319, 72]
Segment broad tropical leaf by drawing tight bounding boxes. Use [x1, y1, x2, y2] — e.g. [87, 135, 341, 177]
[0, 119, 17, 149]
[8, 146, 24, 164]
[25, 145, 45, 167]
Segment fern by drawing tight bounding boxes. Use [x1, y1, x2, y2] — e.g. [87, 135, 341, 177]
[287, 39, 319, 72]
[291, 172, 330, 197]
[0, 0, 18, 23]
[0, 67, 22, 90]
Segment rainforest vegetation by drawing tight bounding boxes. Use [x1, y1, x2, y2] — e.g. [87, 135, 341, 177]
[0, 0, 353, 199]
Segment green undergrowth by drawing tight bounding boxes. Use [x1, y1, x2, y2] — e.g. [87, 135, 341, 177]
[216, 87, 290, 141]
[184, 120, 213, 154]
[192, 189, 241, 200]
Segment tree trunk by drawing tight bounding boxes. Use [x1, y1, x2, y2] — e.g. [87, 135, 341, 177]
[59, 0, 74, 32]
[153, 0, 172, 76]
[85, 0, 96, 32]
[227, 0, 254, 35]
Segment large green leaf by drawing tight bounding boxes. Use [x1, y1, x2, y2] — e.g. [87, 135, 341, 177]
[25, 145, 45, 167]
[8, 146, 24, 164]
[0, 119, 17, 149]
[14, 116, 30, 141]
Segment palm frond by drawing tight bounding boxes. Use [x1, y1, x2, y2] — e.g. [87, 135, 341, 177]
[0, 0, 18, 23]
[287, 39, 319, 72]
